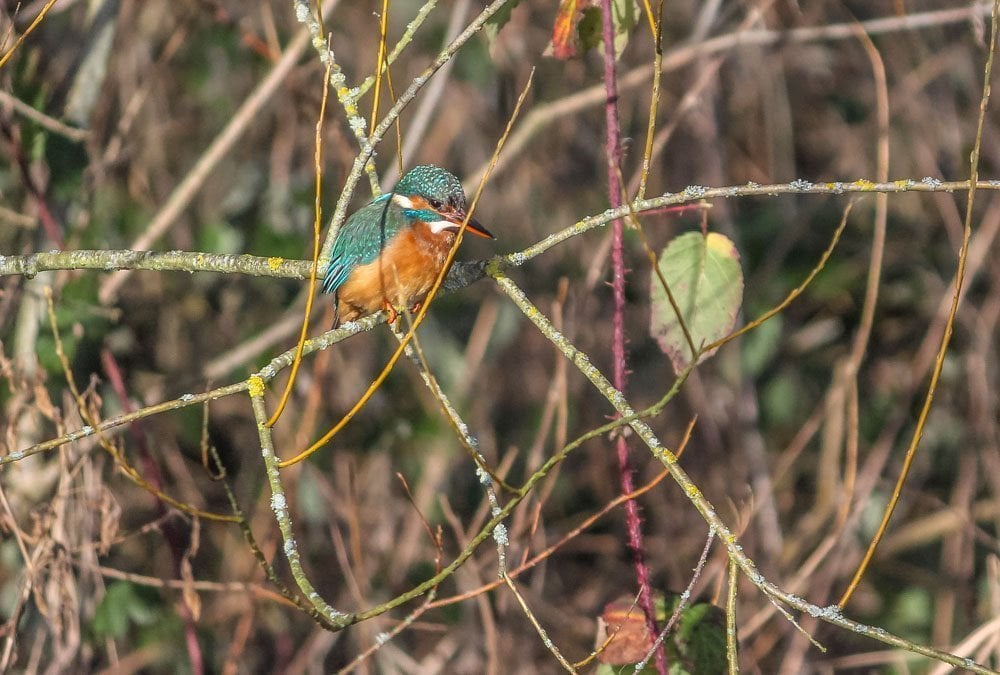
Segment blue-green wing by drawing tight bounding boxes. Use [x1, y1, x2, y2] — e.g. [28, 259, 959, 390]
[322, 195, 406, 295]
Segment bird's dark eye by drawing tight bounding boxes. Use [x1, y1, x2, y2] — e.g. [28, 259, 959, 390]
[428, 198, 442, 209]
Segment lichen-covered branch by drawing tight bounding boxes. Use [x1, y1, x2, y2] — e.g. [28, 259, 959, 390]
[248, 384, 352, 628]
[4, 179, 997, 283]
[488, 268, 995, 673]
[0, 250, 313, 280]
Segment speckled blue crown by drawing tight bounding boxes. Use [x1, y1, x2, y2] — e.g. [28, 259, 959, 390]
[395, 165, 467, 207]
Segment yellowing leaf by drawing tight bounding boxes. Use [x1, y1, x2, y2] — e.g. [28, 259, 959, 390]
[551, 0, 583, 59]
[550, 0, 639, 60]
[649, 231, 743, 373]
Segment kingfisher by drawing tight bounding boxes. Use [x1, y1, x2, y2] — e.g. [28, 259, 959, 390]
[322, 165, 495, 327]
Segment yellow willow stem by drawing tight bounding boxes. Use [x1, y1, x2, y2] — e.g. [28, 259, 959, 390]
[0, 0, 60, 70]
[280, 69, 535, 468]
[265, 57, 332, 427]
[838, 0, 1000, 608]
[369, 0, 391, 135]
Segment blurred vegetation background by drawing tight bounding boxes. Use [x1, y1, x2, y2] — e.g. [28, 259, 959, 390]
[2, 0, 1000, 672]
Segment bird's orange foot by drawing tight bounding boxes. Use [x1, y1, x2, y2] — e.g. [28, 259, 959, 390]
[381, 299, 399, 325]
[410, 301, 423, 316]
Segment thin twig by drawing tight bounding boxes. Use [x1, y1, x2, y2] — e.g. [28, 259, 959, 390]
[265, 51, 332, 427]
[635, 527, 716, 671]
[3, 179, 997, 284]
[0, 90, 89, 142]
[487, 269, 996, 673]
[839, 0, 1000, 609]
[727, 558, 738, 674]
[96, 1, 332, 304]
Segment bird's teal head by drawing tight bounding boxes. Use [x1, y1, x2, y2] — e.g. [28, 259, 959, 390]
[392, 165, 494, 239]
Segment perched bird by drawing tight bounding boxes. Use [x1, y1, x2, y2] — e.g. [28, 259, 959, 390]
[322, 165, 495, 327]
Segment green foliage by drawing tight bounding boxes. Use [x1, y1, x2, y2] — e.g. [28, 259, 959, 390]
[454, 33, 495, 86]
[761, 370, 806, 428]
[649, 231, 744, 373]
[577, 7, 604, 53]
[250, 223, 310, 263]
[740, 313, 782, 378]
[92, 582, 163, 640]
[562, 0, 639, 59]
[592, 0, 639, 58]
[483, 0, 522, 43]
[662, 597, 727, 675]
[295, 464, 331, 527]
[46, 135, 88, 201]
[196, 220, 244, 256]
[35, 275, 107, 376]
[883, 587, 934, 644]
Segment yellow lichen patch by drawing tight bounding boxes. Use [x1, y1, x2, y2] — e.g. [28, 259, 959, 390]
[893, 179, 910, 189]
[267, 257, 284, 272]
[248, 375, 266, 398]
[853, 179, 876, 190]
[653, 448, 677, 465]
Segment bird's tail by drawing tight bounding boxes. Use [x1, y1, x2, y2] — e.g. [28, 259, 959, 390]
[331, 294, 341, 329]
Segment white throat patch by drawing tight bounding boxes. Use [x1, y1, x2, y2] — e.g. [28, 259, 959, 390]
[426, 219, 456, 234]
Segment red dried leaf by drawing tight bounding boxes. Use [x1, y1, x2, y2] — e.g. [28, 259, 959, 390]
[598, 597, 654, 663]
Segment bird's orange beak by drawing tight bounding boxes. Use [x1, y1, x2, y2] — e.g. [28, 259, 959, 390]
[448, 213, 495, 239]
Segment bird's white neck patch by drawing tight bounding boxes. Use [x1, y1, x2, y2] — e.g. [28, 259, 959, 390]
[392, 194, 415, 209]
[394, 193, 455, 233]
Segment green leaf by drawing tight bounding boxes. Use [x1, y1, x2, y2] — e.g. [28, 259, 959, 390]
[610, 0, 639, 58]
[577, 7, 602, 53]
[484, 0, 522, 44]
[740, 312, 782, 378]
[671, 600, 727, 675]
[649, 231, 744, 373]
[762, 372, 802, 427]
[196, 220, 243, 255]
[561, 0, 638, 59]
[93, 582, 161, 639]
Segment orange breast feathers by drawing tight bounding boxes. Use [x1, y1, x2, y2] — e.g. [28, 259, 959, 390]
[334, 222, 458, 324]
